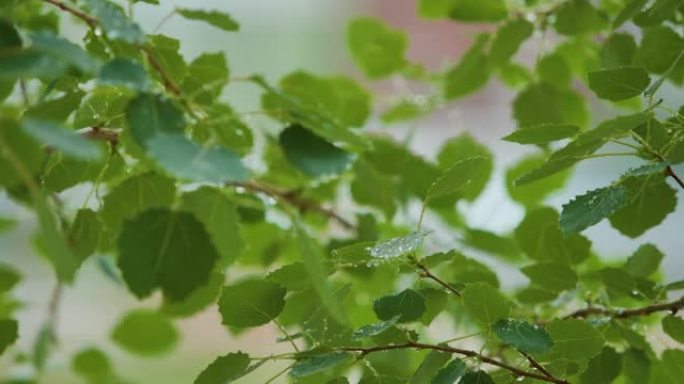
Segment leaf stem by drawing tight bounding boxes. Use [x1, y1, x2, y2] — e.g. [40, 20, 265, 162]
[564, 295, 684, 319]
[273, 319, 300, 353]
[578, 152, 638, 160]
[414, 261, 461, 296]
[666, 166, 684, 191]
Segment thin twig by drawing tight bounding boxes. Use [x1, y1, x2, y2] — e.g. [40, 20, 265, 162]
[231, 181, 355, 230]
[341, 342, 568, 384]
[43, 0, 98, 28]
[564, 296, 684, 319]
[666, 166, 684, 191]
[415, 262, 461, 296]
[521, 351, 556, 380]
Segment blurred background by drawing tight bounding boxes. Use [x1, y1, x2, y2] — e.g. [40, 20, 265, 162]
[1, 0, 682, 382]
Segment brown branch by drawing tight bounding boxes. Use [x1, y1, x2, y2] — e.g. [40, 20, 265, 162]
[415, 262, 461, 296]
[521, 351, 557, 380]
[341, 342, 568, 384]
[78, 127, 121, 144]
[565, 296, 684, 320]
[43, 0, 98, 28]
[666, 166, 684, 191]
[231, 181, 354, 230]
[141, 46, 183, 97]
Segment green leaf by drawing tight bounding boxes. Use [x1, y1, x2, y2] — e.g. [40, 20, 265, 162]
[194, 352, 250, 384]
[547, 318, 604, 361]
[98, 58, 149, 91]
[444, 34, 490, 99]
[600, 267, 636, 297]
[181, 52, 228, 105]
[462, 283, 511, 324]
[117, 209, 220, 301]
[373, 289, 426, 323]
[514, 207, 591, 264]
[609, 175, 677, 238]
[177, 8, 239, 32]
[522, 262, 578, 292]
[367, 231, 428, 262]
[662, 315, 684, 343]
[84, 0, 145, 44]
[25, 91, 85, 123]
[431, 359, 466, 384]
[489, 19, 534, 66]
[161, 271, 223, 318]
[588, 67, 650, 100]
[289, 352, 351, 378]
[125, 93, 185, 146]
[426, 157, 488, 201]
[437, 133, 493, 202]
[267, 263, 310, 292]
[502, 124, 579, 145]
[111, 310, 178, 356]
[493, 319, 553, 354]
[461, 228, 520, 261]
[72, 348, 113, 382]
[623, 349, 651, 384]
[634, 26, 684, 74]
[458, 370, 494, 384]
[613, 0, 648, 28]
[506, 154, 571, 207]
[351, 159, 398, 218]
[559, 185, 629, 234]
[296, 224, 346, 324]
[0, 264, 21, 293]
[651, 349, 684, 384]
[218, 278, 286, 328]
[68, 208, 102, 264]
[537, 54, 572, 89]
[554, 0, 607, 36]
[601, 33, 637, 69]
[579, 347, 622, 384]
[449, 0, 506, 22]
[279, 124, 352, 177]
[147, 133, 249, 183]
[411, 350, 450, 384]
[36, 196, 80, 282]
[0, 319, 18, 355]
[624, 243, 663, 277]
[352, 316, 400, 341]
[181, 187, 243, 266]
[513, 83, 588, 128]
[74, 86, 132, 129]
[22, 119, 102, 161]
[623, 162, 668, 177]
[347, 18, 407, 78]
[419, 0, 457, 18]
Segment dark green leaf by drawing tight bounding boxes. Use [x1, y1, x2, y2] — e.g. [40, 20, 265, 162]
[111, 310, 178, 356]
[68, 208, 101, 264]
[367, 231, 428, 262]
[601, 33, 637, 69]
[493, 319, 553, 354]
[22, 119, 102, 160]
[662, 315, 684, 343]
[373, 289, 426, 323]
[84, 0, 145, 44]
[427, 157, 488, 201]
[181, 52, 228, 105]
[347, 18, 407, 78]
[547, 319, 604, 361]
[125, 93, 185, 146]
[436, 133, 493, 201]
[194, 352, 250, 384]
[147, 34, 187, 84]
[98, 58, 149, 91]
[634, 26, 684, 74]
[559, 185, 629, 234]
[444, 34, 490, 99]
[351, 159, 398, 218]
[505, 154, 571, 207]
[579, 347, 622, 384]
[588, 67, 650, 100]
[0, 319, 18, 355]
[0, 264, 21, 293]
[449, 0, 506, 22]
[177, 8, 239, 32]
[651, 349, 684, 384]
[289, 352, 351, 378]
[522, 262, 577, 292]
[609, 175, 677, 238]
[411, 350, 450, 384]
[489, 19, 534, 66]
[554, 0, 607, 36]
[458, 370, 494, 384]
[352, 316, 400, 340]
[624, 243, 663, 277]
[431, 359, 466, 384]
[502, 124, 579, 145]
[117, 209, 220, 301]
[279, 124, 352, 177]
[218, 279, 286, 328]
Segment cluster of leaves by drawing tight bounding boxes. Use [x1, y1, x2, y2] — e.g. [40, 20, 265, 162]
[1, 0, 684, 383]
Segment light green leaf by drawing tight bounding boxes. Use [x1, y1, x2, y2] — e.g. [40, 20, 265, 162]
[279, 124, 352, 177]
[431, 359, 466, 384]
[181, 52, 228, 105]
[177, 8, 239, 32]
[444, 34, 490, 100]
[613, 0, 648, 28]
[426, 157, 488, 201]
[651, 349, 684, 384]
[634, 26, 684, 74]
[623, 162, 668, 177]
[502, 124, 579, 145]
[267, 263, 310, 292]
[513, 83, 588, 128]
[117, 209, 220, 301]
[25, 91, 85, 123]
[22, 119, 102, 161]
[36, 196, 80, 282]
[493, 319, 553, 354]
[462, 283, 511, 324]
[146, 34, 187, 84]
[537, 54, 572, 88]
[411, 350, 450, 384]
[419, 0, 456, 18]
[437, 133, 493, 201]
[489, 19, 534, 66]
[148, 133, 249, 183]
[181, 187, 243, 266]
[289, 352, 351, 378]
[588, 67, 650, 100]
[367, 231, 428, 261]
[0, 264, 20, 293]
[347, 18, 407, 78]
[98, 58, 149, 91]
[161, 271, 223, 318]
[662, 315, 684, 343]
[373, 289, 426, 323]
[351, 159, 398, 218]
[461, 228, 520, 261]
[560, 185, 629, 234]
[554, 0, 607, 36]
[625, 244, 663, 277]
[68, 208, 102, 264]
[125, 93, 185, 146]
[458, 370, 494, 384]
[579, 347, 623, 384]
[601, 33, 637, 69]
[547, 318, 604, 361]
[194, 352, 250, 384]
[506, 154, 571, 207]
[449, 0, 506, 22]
[352, 316, 400, 341]
[609, 175, 677, 238]
[111, 310, 178, 356]
[84, 0, 145, 44]
[0, 319, 18, 355]
[522, 262, 578, 292]
[218, 279, 286, 328]
[600, 267, 636, 297]
[72, 348, 113, 382]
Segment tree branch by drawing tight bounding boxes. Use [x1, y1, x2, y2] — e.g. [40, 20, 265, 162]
[564, 295, 684, 319]
[43, 0, 98, 28]
[415, 261, 461, 296]
[341, 342, 568, 384]
[666, 166, 684, 191]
